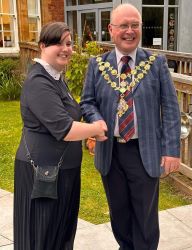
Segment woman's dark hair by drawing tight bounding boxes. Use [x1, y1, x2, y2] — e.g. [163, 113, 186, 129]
[38, 22, 71, 47]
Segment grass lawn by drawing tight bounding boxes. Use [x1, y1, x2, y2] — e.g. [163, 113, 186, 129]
[0, 101, 192, 224]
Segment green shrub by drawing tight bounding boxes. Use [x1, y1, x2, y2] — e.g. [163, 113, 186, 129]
[0, 58, 23, 100]
[0, 58, 19, 80]
[84, 41, 103, 56]
[0, 76, 22, 100]
[65, 52, 88, 98]
[65, 39, 103, 99]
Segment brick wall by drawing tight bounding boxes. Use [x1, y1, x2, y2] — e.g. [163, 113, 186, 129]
[41, 0, 65, 26]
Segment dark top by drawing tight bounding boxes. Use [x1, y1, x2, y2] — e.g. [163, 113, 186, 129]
[16, 63, 82, 169]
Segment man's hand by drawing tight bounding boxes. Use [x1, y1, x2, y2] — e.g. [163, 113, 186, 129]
[93, 120, 108, 141]
[161, 156, 180, 175]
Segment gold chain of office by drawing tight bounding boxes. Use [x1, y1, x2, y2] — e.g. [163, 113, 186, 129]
[96, 53, 157, 94]
[96, 53, 158, 117]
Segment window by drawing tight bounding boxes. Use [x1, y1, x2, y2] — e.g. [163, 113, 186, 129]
[142, 0, 179, 51]
[142, 7, 164, 49]
[100, 11, 110, 41]
[167, 7, 178, 50]
[0, 0, 17, 48]
[142, 0, 164, 5]
[78, 0, 111, 4]
[27, 0, 41, 42]
[66, 0, 77, 6]
[169, 0, 179, 4]
[67, 11, 77, 40]
[66, 0, 111, 6]
[65, 0, 112, 43]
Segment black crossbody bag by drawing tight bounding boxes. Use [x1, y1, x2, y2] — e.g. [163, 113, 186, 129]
[23, 131, 69, 199]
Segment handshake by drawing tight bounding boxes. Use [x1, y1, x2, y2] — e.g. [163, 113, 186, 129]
[92, 120, 108, 141]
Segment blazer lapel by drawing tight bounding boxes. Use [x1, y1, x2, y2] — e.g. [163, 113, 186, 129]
[103, 50, 120, 120]
[133, 48, 148, 93]
[106, 50, 119, 97]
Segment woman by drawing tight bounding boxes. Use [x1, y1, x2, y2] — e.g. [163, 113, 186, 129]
[14, 22, 107, 250]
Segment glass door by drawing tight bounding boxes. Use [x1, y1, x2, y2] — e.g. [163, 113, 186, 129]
[142, 7, 164, 49]
[81, 11, 97, 46]
[79, 8, 111, 45]
[99, 9, 111, 41]
[142, 1, 179, 51]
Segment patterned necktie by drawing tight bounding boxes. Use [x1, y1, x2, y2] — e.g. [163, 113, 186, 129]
[119, 56, 135, 141]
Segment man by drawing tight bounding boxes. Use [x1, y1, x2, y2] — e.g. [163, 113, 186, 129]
[80, 3, 180, 250]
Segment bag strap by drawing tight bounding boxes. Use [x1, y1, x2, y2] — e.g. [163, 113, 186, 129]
[23, 129, 69, 169]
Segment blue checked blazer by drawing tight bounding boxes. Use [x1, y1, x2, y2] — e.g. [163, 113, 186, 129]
[80, 48, 181, 177]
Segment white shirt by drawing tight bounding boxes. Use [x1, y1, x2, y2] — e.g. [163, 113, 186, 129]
[114, 47, 138, 139]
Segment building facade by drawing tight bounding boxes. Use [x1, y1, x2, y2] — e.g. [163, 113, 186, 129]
[0, 0, 64, 54]
[0, 0, 192, 54]
[65, 0, 192, 53]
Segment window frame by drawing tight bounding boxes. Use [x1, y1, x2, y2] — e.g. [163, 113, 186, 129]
[142, 0, 179, 50]
[0, 0, 19, 53]
[27, 0, 41, 43]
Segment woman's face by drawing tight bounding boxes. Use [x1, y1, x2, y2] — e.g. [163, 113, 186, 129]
[40, 32, 72, 71]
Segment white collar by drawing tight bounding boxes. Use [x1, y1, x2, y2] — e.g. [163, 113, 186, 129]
[115, 47, 137, 66]
[33, 58, 62, 80]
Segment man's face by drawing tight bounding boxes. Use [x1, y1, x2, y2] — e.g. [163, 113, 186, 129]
[108, 7, 142, 54]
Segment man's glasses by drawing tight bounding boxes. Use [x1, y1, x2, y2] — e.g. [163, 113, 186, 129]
[111, 23, 142, 31]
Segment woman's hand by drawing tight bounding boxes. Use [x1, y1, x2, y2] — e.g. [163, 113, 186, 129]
[64, 120, 108, 141]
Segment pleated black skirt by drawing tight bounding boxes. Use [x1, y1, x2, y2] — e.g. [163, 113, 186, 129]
[14, 159, 81, 250]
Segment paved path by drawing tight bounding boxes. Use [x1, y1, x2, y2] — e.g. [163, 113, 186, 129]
[1, 189, 192, 250]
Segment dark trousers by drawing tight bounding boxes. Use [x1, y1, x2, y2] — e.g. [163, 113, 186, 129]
[102, 139, 160, 250]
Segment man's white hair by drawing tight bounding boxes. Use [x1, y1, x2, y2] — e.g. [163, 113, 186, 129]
[110, 3, 142, 23]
